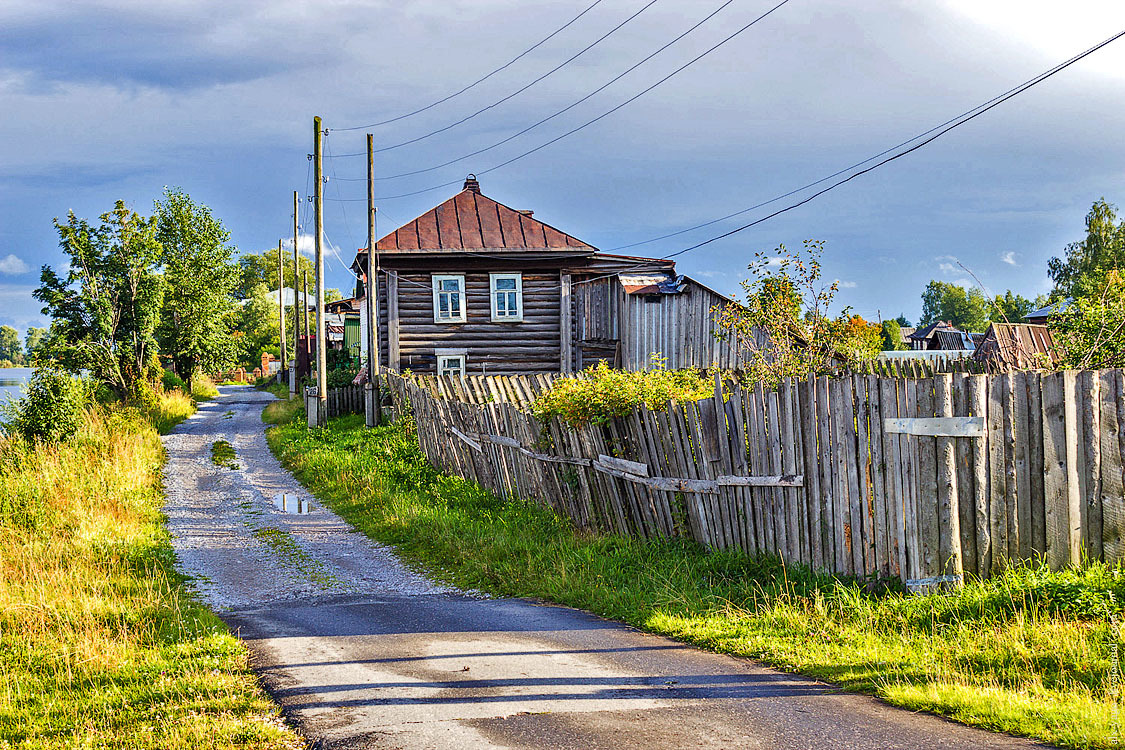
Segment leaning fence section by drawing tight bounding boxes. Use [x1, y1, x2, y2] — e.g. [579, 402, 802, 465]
[384, 369, 1125, 586]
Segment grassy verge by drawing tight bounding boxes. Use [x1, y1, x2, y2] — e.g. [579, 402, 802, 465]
[0, 395, 300, 749]
[190, 373, 219, 402]
[267, 413, 1122, 750]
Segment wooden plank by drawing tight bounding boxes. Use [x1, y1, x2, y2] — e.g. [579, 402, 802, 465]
[1041, 372, 1077, 568]
[716, 474, 804, 487]
[917, 377, 939, 579]
[853, 375, 876, 576]
[1078, 370, 1101, 561]
[767, 389, 789, 559]
[953, 374, 977, 578]
[559, 272, 572, 372]
[800, 375, 823, 570]
[1002, 373, 1020, 560]
[831, 377, 854, 575]
[935, 374, 963, 582]
[816, 376, 834, 571]
[902, 378, 921, 581]
[867, 374, 889, 577]
[1011, 371, 1033, 562]
[1027, 372, 1046, 556]
[386, 271, 400, 370]
[880, 376, 906, 578]
[988, 374, 1008, 573]
[883, 417, 986, 436]
[596, 454, 650, 477]
[1061, 370, 1082, 566]
[1102, 371, 1125, 565]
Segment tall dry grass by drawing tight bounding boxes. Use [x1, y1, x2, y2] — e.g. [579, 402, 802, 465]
[0, 397, 298, 748]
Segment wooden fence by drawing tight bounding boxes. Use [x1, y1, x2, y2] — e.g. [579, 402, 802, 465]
[384, 369, 1125, 587]
[326, 384, 365, 418]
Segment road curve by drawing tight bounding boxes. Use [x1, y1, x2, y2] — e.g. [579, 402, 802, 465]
[163, 386, 1050, 750]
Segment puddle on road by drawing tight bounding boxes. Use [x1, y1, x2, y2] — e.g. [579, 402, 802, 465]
[273, 493, 314, 514]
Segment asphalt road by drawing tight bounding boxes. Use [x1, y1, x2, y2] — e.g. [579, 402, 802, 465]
[167, 387, 1050, 750]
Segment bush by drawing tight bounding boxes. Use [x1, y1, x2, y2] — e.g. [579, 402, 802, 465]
[161, 368, 187, 392]
[1, 365, 88, 444]
[190, 371, 219, 401]
[530, 361, 714, 427]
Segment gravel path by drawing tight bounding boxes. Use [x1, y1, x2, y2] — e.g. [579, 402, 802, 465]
[162, 386, 450, 611]
[162, 387, 1049, 749]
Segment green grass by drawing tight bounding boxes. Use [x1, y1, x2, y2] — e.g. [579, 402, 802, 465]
[261, 393, 304, 426]
[266, 412, 1123, 750]
[210, 440, 239, 470]
[0, 396, 300, 749]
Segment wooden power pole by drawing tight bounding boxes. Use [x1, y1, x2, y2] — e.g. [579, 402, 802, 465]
[365, 132, 382, 427]
[302, 270, 310, 372]
[277, 239, 287, 381]
[290, 190, 300, 394]
[313, 116, 327, 427]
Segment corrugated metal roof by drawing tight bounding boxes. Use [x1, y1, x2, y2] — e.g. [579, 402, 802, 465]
[365, 177, 596, 253]
[972, 323, 1059, 369]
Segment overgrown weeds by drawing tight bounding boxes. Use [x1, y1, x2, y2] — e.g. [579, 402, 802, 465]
[0, 394, 299, 748]
[267, 413, 1122, 749]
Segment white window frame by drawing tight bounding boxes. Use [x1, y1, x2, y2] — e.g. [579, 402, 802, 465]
[489, 272, 524, 322]
[431, 274, 466, 323]
[435, 348, 467, 378]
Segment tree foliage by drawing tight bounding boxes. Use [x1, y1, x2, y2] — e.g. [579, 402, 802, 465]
[23, 327, 46, 362]
[155, 188, 240, 380]
[1052, 270, 1125, 369]
[880, 319, 906, 351]
[919, 281, 990, 332]
[989, 290, 1045, 325]
[1047, 198, 1125, 300]
[35, 202, 164, 396]
[0, 326, 23, 365]
[714, 239, 879, 385]
[235, 283, 280, 366]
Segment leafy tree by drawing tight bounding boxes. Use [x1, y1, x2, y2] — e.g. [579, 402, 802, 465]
[1052, 270, 1125, 369]
[236, 247, 316, 299]
[234, 282, 279, 367]
[323, 287, 343, 304]
[24, 326, 47, 361]
[881, 319, 906, 351]
[35, 202, 164, 396]
[919, 281, 989, 332]
[1048, 199, 1125, 300]
[155, 188, 240, 381]
[0, 325, 23, 365]
[894, 314, 911, 328]
[989, 290, 1045, 324]
[714, 239, 879, 385]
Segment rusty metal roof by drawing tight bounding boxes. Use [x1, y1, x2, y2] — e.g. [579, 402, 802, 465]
[365, 177, 596, 253]
[971, 323, 1060, 369]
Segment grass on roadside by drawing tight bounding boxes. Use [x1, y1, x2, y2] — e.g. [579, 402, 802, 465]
[266, 412, 1123, 750]
[190, 373, 219, 402]
[261, 391, 304, 426]
[211, 440, 239, 470]
[0, 394, 300, 749]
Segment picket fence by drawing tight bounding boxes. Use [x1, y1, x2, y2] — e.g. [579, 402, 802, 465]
[384, 369, 1125, 587]
[325, 384, 365, 418]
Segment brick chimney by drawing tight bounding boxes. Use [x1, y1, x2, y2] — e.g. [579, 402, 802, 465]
[463, 174, 481, 193]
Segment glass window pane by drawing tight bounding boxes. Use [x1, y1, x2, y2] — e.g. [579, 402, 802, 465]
[496, 278, 516, 290]
[450, 292, 460, 312]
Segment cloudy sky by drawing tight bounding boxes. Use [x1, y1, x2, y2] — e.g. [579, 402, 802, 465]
[2, 0, 1124, 335]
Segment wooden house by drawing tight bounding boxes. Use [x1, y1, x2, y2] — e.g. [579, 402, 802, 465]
[352, 177, 751, 375]
[972, 323, 1059, 370]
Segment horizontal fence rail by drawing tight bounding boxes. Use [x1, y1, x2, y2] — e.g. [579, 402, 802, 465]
[384, 368, 1125, 588]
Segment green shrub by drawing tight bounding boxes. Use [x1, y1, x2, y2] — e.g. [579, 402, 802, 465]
[161, 369, 187, 392]
[1, 365, 88, 444]
[530, 361, 715, 426]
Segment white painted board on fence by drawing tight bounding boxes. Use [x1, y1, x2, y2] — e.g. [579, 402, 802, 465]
[450, 426, 483, 452]
[883, 417, 986, 437]
[596, 454, 650, 477]
[485, 434, 521, 448]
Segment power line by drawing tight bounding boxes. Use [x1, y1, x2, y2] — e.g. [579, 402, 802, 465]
[370, 0, 791, 201]
[334, 0, 606, 131]
[373, 0, 737, 182]
[329, 0, 661, 153]
[660, 27, 1125, 260]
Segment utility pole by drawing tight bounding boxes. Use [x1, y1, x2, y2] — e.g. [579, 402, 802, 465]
[313, 116, 327, 427]
[365, 132, 382, 427]
[290, 190, 300, 395]
[277, 239, 287, 383]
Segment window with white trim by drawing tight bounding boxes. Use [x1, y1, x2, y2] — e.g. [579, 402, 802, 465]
[490, 272, 523, 322]
[436, 352, 466, 378]
[431, 274, 466, 323]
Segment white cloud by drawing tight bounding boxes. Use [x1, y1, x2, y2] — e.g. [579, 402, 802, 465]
[1001, 251, 1018, 266]
[836, 279, 858, 288]
[0, 254, 30, 275]
[938, 262, 958, 276]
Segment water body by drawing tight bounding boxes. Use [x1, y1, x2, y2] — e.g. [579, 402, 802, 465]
[0, 367, 32, 405]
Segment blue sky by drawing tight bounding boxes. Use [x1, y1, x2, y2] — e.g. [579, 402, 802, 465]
[1, 0, 1124, 336]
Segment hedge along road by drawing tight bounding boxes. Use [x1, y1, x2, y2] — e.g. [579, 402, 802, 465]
[162, 386, 1049, 750]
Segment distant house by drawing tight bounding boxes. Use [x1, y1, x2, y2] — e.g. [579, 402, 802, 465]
[907, 321, 976, 351]
[1025, 299, 1070, 325]
[972, 323, 1059, 370]
[350, 176, 755, 375]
